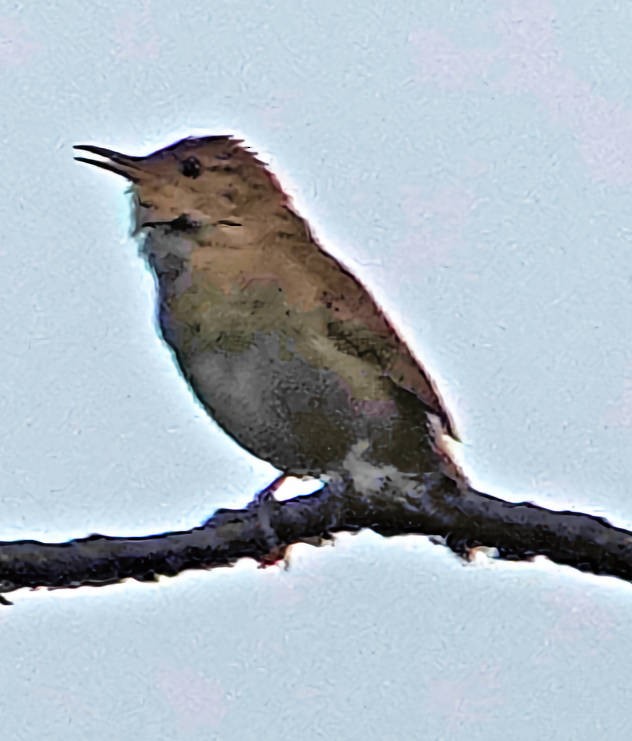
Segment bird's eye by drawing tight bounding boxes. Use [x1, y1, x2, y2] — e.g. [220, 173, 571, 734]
[180, 156, 201, 178]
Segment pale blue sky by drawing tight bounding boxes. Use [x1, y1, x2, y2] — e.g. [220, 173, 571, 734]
[1, 2, 632, 738]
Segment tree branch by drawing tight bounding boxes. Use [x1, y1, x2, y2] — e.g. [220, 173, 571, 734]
[1, 473, 630, 603]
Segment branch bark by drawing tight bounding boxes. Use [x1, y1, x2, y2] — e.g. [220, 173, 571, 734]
[1, 473, 630, 603]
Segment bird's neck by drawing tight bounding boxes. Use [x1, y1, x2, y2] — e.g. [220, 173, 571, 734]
[140, 205, 336, 313]
[140, 225, 273, 304]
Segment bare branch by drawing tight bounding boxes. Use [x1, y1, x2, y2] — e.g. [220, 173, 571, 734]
[1, 474, 630, 603]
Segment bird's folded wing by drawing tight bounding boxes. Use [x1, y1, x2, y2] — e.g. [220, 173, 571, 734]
[324, 310, 459, 442]
[260, 204, 460, 441]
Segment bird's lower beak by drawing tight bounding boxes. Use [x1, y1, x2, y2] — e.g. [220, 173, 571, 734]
[73, 144, 143, 182]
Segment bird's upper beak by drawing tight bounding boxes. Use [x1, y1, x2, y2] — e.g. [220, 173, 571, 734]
[73, 144, 144, 182]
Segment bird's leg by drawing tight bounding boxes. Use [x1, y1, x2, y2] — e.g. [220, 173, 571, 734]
[246, 474, 288, 567]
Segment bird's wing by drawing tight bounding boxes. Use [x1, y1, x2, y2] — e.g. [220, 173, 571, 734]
[318, 263, 460, 441]
[260, 210, 459, 441]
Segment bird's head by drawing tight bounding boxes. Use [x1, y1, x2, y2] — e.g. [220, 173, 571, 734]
[74, 135, 283, 234]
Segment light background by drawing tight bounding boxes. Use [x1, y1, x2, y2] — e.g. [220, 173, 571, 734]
[1, 1, 631, 738]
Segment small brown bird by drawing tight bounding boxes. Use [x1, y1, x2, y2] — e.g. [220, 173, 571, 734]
[74, 135, 465, 497]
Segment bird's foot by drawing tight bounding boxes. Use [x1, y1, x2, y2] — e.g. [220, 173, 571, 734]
[249, 475, 288, 567]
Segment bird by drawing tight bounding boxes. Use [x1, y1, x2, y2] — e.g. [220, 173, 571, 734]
[74, 135, 466, 500]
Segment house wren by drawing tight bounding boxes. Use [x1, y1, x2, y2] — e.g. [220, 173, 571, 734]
[74, 135, 464, 496]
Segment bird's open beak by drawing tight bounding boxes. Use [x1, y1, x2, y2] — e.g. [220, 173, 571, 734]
[73, 144, 144, 183]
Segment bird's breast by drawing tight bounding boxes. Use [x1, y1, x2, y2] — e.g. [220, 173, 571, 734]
[163, 270, 397, 404]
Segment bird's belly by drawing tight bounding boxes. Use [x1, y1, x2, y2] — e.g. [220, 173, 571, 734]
[180, 329, 365, 475]
[158, 286, 436, 477]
